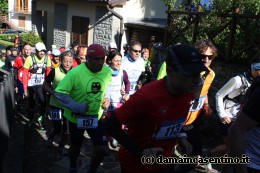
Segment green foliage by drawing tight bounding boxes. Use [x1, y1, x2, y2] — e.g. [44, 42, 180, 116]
[22, 32, 43, 47]
[213, 0, 260, 15]
[0, 0, 8, 16]
[0, 32, 42, 47]
[160, 0, 177, 9]
[0, 39, 14, 47]
[0, 33, 16, 42]
[164, 0, 260, 64]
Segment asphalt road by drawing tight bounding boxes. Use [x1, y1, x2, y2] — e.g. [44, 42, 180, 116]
[2, 109, 120, 173]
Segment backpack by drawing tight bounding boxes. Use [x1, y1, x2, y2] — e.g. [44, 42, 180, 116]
[224, 72, 252, 104]
[29, 53, 47, 74]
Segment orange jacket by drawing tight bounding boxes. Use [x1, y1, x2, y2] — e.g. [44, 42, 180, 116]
[184, 68, 215, 125]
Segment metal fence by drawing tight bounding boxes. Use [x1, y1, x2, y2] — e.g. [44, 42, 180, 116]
[0, 68, 15, 169]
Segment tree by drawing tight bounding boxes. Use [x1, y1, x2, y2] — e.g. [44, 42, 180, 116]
[0, 0, 8, 16]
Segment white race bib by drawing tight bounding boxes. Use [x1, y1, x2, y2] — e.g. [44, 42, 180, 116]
[28, 74, 44, 86]
[77, 114, 98, 129]
[49, 109, 62, 121]
[155, 118, 185, 140]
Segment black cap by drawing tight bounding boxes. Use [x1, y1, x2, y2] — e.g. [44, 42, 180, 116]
[166, 44, 209, 75]
[11, 47, 19, 52]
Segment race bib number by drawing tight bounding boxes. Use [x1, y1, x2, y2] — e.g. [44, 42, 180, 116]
[77, 114, 98, 129]
[49, 109, 62, 121]
[130, 83, 136, 90]
[155, 118, 185, 140]
[28, 74, 44, 86]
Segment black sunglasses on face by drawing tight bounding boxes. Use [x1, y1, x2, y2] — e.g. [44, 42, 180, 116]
[131, 49, 142, 53]
[201, 54, 214, 60]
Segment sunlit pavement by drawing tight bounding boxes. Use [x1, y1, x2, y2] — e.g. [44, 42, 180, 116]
[3, 109, 120, 173]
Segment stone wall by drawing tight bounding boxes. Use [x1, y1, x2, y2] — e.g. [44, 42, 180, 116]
[53, 3, 68, 49]
[93, 6, 113, 47]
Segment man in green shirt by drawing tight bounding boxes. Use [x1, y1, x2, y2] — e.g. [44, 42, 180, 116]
[55, 43, 111, 173]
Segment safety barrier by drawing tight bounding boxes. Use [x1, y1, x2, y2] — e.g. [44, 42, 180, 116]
[0, 68, 15, 168]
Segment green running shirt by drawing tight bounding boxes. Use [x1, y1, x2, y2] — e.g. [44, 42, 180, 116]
[55, 63, 112, 123]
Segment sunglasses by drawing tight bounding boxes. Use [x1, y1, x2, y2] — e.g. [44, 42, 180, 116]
[131, 49, 142, 53]
[201, 54, 214, 60]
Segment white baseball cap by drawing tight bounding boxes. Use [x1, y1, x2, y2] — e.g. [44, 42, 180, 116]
[35, 42, 46, 51]
[52, 45, 57, 49]
[52, 49, 61, 56]
[109, 42, 117, 49]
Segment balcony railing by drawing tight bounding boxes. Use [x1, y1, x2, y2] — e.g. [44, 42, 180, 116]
[14, 5, 31, 14]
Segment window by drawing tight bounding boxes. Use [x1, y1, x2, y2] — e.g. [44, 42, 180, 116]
[16, 0, 29, 13]
[18, 16, 25, 27]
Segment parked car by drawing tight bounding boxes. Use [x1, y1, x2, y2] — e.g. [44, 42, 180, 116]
[1, 29, 26, 34]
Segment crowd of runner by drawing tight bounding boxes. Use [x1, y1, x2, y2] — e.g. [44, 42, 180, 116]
[0, 36, 259, 173]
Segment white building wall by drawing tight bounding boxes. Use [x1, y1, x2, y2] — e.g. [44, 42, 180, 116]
[120, 0, 168, 22]
[114, 0, 169, 52]
[8, 0, 32, 31]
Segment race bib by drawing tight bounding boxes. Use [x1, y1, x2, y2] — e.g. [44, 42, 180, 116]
[49, 109, 62, 121]
[77, 114, 98, 129]
[28, 74, 44, 86]
[130, 83, 136, 90]
[155, 118, 185, 140]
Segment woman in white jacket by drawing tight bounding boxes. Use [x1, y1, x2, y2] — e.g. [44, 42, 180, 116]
[212, 55, 260, 156]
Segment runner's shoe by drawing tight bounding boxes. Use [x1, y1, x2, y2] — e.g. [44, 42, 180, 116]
[37, 116, 45, 131]
[109, 138, 118, 149]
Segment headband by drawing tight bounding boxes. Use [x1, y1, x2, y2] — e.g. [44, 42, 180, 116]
[251, 62, 260, 70]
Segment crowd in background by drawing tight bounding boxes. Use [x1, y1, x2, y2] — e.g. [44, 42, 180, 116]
[0, 34, 259, 173]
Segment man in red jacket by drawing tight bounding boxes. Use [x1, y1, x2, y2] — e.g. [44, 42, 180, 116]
[13, 43, 32, 109]
[104, 44, 209, 173]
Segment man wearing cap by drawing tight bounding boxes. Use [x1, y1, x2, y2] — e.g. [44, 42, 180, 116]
[22, 42, 51, 129]
[156, 40, 218, 157]
[54, 43, 111, 173]
[121, 40, 145, 95]
[104, 44, 209, 173]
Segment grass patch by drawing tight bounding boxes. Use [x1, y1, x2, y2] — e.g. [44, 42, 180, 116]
[0, 39, 13, 47]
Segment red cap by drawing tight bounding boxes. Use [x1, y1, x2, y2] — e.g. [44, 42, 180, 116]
[59, 47, 66, 52]
[87, 44, 105, 57]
